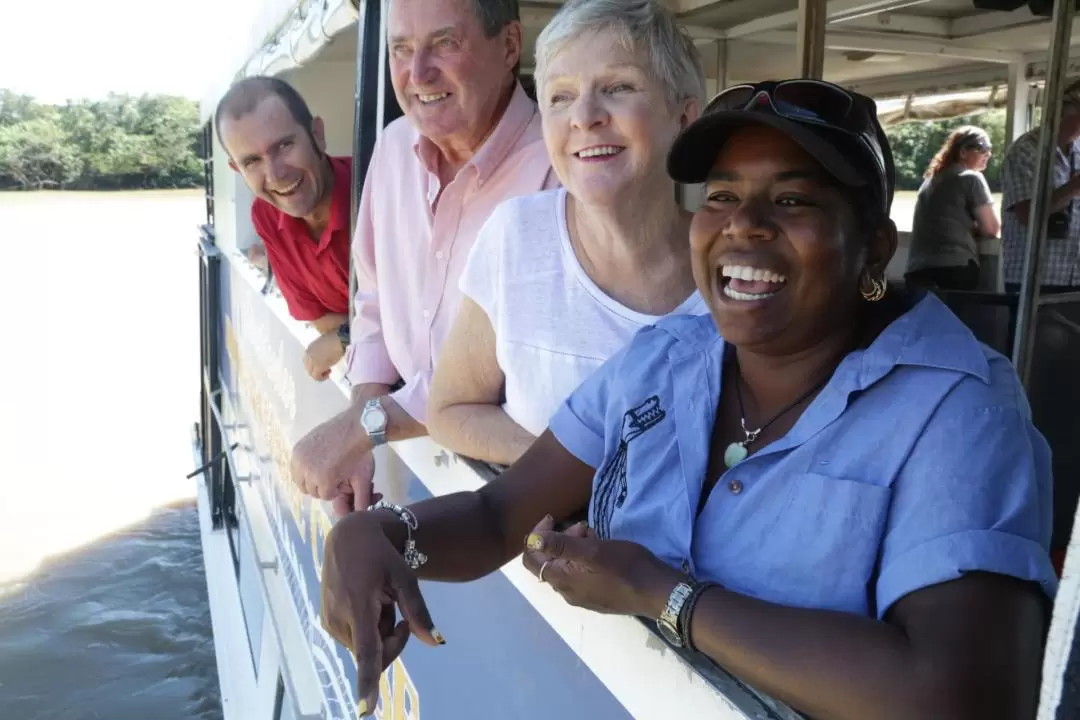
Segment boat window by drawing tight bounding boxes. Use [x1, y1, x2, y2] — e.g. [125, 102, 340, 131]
[232, 178, 273, 278]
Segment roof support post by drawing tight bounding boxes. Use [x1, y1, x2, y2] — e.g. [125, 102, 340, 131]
[1012, 0, 1076, 385]
[1006, 60, 1032, 146]
[797, 0, 828, 79]
[715, 39, 730, 95]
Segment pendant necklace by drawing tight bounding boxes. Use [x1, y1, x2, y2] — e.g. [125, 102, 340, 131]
[723, 359, 832, 469]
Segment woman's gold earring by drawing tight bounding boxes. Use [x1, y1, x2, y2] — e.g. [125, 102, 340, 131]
[860, 272, 887, 302]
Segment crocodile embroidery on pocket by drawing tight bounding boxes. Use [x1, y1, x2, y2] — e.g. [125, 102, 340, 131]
[592, 395, 666, 539]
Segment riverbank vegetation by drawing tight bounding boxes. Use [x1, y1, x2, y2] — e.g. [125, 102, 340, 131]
[0, 90, 203, 191]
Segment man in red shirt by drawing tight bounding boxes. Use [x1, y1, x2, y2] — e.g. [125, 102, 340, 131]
[215, 76, 352, 381]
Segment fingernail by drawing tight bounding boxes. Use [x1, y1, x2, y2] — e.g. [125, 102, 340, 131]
[432, 628, 446, 645]
[358, 699, 370, 716]
[526, 533, 544, 551]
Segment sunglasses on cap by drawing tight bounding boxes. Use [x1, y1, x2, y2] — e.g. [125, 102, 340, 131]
[702, 80, 891, 206]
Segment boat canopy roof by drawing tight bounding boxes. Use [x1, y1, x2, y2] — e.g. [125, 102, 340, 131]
[200, 0, 1080, 124]
[199, 0, 360, 124]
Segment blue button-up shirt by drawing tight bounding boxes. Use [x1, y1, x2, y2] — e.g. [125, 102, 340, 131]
[549, 293, 1057, 619]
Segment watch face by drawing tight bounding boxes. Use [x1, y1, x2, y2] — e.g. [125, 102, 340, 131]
[362, 408, 387, 432]
[656, 619, 683, 648]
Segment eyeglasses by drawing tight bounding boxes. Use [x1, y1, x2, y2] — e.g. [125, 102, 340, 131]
[704, 80, 889, 200]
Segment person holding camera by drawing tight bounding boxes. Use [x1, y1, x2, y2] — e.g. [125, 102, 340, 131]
[1002, 79, 1080, 292]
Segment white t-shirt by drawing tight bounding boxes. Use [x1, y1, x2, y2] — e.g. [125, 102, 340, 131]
[459, 187, 708, 436]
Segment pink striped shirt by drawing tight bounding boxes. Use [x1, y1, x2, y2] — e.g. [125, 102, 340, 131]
[345, 83, 557, 422]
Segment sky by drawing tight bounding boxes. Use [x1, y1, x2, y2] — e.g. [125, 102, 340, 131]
[0, 0, 260, 104]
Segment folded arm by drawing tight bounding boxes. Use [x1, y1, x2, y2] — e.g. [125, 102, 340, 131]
[312, 312, 349, 336]
[682, 573, 1043, 720]
[973, 204, 1000, 239]
[428, 297, 537, 465]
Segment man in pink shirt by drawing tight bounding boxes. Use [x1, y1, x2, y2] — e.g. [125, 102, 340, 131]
[290, 0, 555, 513]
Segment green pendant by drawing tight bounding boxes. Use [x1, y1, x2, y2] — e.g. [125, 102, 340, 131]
[724, 442, 748, 468]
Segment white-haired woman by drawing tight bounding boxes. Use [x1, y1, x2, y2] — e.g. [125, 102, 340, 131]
[427, 0, 707, 466]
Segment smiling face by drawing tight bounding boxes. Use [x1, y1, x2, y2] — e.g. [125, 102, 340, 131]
[690, 124, 892, 355]
[221, 94, 330, 220]
[388, 0, 521, 158]
[539, 30, 695, 207]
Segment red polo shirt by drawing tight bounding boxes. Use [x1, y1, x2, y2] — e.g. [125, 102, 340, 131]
[250, 155, 352, 322]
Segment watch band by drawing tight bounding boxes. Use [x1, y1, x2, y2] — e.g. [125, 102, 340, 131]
[678, 582, 717, 652]
[336, 321, 350, 351]
[657, 582, 693, 647]
[362, 398, 388, 447]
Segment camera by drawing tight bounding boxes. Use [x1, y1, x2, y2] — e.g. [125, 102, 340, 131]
[1048, 208, 1072, 239]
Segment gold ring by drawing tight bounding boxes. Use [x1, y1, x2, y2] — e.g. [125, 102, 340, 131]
[538, 560, 552, 583]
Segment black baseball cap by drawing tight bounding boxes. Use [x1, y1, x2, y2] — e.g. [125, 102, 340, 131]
[667, 79, 895, 216]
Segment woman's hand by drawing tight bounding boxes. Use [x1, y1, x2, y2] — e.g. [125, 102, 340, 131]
[521, 515, 683, 618]
[320, 511, 445, 716]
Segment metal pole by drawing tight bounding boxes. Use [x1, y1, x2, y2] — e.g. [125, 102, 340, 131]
[715, 39, 729, 94]
[1011, 0, 1075, 386]
[797, 0, 827, 79]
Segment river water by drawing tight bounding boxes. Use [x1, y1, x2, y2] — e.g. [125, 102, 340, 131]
[0, 190, 220, 720]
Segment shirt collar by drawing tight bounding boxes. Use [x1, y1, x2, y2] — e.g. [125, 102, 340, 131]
[856, 291, 991, 385]
[412, 81, 538, 185]
[664, 291, 991, 386]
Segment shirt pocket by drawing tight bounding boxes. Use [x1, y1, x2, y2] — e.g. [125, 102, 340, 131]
[714, 472, 892, 615]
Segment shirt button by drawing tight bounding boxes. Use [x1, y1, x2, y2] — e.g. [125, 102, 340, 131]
[681, 560, 691, 573]
[422, 309, 431, 319]
[435, 250, 445, 260]
[728, 479, 743, 495]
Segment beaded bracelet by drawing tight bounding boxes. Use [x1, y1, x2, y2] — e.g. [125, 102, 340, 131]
[369, 500, 428, 570]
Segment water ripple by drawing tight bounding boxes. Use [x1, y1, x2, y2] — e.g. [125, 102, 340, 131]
[0, 503, 221, 720]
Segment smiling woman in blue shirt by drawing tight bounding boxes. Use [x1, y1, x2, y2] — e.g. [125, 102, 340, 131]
[318, 77, 1057, 720]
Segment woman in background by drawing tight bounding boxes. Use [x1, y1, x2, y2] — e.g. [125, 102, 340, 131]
[905, 125, 999, 290]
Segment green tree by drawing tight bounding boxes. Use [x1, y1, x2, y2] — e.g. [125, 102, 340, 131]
[0, 89, 204, 191]
[0, 90, 43, 128]
[0, 116, 81, 189]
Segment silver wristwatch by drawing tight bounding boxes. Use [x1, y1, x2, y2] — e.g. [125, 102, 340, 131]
[360, 398, 388, 447]
[657, 581, 693, 647]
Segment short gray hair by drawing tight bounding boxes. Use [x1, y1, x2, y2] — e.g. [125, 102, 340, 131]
[469, 0, 520, 36]
[533, 0, 705, 109]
